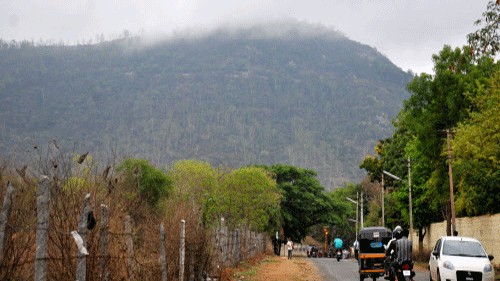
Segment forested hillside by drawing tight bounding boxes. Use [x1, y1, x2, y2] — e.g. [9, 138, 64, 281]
[0, 24, 412, 188]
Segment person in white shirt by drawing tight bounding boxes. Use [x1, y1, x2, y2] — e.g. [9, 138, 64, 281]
[353, 239, 359, 260]
[286, 238, 294, 259]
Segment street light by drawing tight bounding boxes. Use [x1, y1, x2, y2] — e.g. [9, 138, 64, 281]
[382, 170, 401, 227]
[346, 192, 359, 240]
[382, 169, 413, 242]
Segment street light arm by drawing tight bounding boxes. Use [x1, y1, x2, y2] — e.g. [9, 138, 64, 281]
[346, 197, 357, 204]
[383, 170, 402, 181]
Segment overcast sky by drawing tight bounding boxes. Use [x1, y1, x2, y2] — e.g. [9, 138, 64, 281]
[1, 0, 490, 74]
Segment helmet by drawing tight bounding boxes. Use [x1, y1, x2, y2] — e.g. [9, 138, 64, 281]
[393, 225, 403, 239]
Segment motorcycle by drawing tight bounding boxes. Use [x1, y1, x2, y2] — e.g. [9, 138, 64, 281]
[336, 249, 342, 262]
[388, 260, 415, 281]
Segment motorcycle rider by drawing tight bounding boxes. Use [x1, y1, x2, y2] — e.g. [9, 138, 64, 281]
[385, 227, 413, 280]
[334, 236, 343, 259]
[334, 236, 343, 250]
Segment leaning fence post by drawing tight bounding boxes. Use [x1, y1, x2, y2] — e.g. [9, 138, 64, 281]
[179, 219, 186, 281]
[0, 181, 14, 266]
[35, 176, 50, 281]
[76, 193, 91, 281]
[125, 215, 136, 280]
[99, 204, 109, 281]
[159, 224, 167, 281]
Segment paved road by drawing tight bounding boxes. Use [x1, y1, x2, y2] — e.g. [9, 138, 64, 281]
[311, 257, 429, 281]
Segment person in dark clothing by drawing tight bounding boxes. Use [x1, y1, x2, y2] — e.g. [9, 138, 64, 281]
[386, 228, 413, 280]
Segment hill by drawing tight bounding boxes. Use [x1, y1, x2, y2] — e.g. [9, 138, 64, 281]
[0, 23, 412, 189]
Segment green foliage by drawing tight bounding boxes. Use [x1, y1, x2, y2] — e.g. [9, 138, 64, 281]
[467, 1, 500, 58]
[218, 167, 281, 232]
[326, 183, 361, 242]
[167, 159, 219, 225]
[261, 164, 333, 242]
[453, 70, 500, 215]
[398, 45, 497, 222]
[361, 37, 499, 233]
[166, 160, 281, 232]
[63, 177, 87, 191]
[117, 158, 173, 207]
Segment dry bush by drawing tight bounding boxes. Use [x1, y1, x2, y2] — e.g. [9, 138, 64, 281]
[1, 143, 265, 280]
[0, 177, 37, 280]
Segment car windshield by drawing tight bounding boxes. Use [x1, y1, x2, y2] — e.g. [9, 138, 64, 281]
[442, 240, 487, 257]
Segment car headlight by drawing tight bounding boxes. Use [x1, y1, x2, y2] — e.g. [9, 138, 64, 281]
[443, 261, 455, 270]
[483, 263, 493, 273]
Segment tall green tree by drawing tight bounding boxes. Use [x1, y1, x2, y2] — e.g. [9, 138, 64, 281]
[401, 45, 495, 230]
[453, 70, 500, 216]
[262, 164, 333, 242]
[166, 159, 219, 226]
[326, 183, 362, 243]
[219, 166, 281, 232]
[361, 1, 499, 244]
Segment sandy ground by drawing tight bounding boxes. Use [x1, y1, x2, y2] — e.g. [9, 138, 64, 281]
[231, 255, 322, 281]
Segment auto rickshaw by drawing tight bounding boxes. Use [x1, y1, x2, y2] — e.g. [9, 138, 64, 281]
[358, 226, 392, 281]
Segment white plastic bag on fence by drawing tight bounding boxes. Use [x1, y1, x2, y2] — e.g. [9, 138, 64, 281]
[71, 230, 89, 255]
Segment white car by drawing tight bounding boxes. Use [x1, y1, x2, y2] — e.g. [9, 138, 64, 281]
[429, 236, 495, 281]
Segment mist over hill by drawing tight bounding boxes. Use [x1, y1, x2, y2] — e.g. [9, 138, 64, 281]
[0, 23, 412, 189]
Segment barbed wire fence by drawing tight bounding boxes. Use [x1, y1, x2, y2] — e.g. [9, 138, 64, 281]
[0, 180, 269, 281]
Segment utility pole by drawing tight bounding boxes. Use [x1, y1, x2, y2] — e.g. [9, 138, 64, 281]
[346, 194, 359, 240]
[356, 192, 359, 238]
[361, 192, 364, 228]
[381, 173, 385, 227]
[408, 157, 413, 242]
[447, 129, 457, 235]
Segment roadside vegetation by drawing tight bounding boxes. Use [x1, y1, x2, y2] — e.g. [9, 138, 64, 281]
[359, 0, 499, 248]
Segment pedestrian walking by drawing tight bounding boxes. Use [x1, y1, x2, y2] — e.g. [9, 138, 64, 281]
[354, 239, 359, 261]
[286, 238, 294, 259]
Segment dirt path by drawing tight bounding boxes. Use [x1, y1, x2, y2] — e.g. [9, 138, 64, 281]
[232, 255, 322, 281]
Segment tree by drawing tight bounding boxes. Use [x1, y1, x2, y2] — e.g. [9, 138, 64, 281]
[361, 43, 497, 238]
[467, 1, 500, 58]
[453, 70, 500, 216]
[117, 158, 173, 207]
[261, 164, 333, 242]
[166, 159, 219, 226]
[219, 167, 281, 232]
[401, 45, 496, 233]
[326, 183, 362, 244]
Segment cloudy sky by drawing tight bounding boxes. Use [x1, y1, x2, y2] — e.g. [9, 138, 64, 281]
[1, 0, 490, 74]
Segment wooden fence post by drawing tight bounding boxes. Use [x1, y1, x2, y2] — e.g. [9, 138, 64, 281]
[125, 215, 136, 280]
[179, 219, 186, 281]
[159, 224, 167, 281]
[99, 204, 109, 281]
[217, 218, 225, 272]
[0, 181, 14, 265]
[76, 193, 91, 281]
[35, 176, 50, 281]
